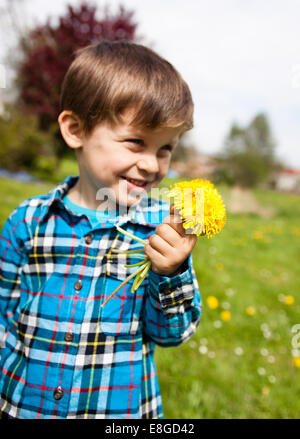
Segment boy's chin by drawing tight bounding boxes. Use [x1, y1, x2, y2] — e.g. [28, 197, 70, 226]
[117, 193, 146, 209]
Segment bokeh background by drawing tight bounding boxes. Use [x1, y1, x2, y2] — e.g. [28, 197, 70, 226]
[0, 0, 299, 419]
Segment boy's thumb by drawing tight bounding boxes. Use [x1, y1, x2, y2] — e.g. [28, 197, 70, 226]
[162, 203, 183, 231]
[170, 203, 175, 215]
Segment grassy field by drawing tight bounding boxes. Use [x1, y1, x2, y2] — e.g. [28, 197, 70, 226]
[0, 171, 299, 419]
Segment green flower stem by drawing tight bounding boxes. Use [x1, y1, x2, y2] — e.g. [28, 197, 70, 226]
[101, 263, 146, 308]
[103, 227, 151, 307]
[110, 248, 145, 254]
[116, 226, 148, 245]
[131, 260, 151, 293]
[124, 260, 146, 268]
[107, 253, 145, 260]
[131, 260, 149, 292]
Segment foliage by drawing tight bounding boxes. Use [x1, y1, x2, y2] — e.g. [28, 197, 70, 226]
[16, 1, 137, 159]
[0, 103, 56, 175]
[212, 167, 235, 186]
[219, 113, 278, 188]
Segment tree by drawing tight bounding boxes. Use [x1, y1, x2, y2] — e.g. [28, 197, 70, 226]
[220, 113, 277, 187]
[16, 2, 138, 161]
[0, 102, 56, 176]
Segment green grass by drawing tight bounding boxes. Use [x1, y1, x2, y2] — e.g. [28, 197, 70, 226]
[0, 169, 299, 418]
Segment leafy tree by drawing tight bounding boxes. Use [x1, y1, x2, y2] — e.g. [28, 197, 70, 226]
[220, 113, 277, 187]
[0, 102, 56, 177]
[16, 2, 137, 161]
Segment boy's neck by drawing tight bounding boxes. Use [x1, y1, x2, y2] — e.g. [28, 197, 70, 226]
[67, 178, 129, 213]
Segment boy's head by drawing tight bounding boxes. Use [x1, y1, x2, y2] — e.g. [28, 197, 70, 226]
[58, 41, 194, 208]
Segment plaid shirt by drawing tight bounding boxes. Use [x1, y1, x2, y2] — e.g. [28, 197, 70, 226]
[0, 175, 201, 419]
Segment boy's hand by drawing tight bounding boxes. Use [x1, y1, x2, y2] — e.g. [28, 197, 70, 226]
[144, 204, 197, 277]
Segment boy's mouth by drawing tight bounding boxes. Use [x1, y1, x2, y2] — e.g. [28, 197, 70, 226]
[121, 176, 149, 189]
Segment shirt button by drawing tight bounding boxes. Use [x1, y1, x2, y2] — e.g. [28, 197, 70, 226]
[85, 234, 93, 245]
[64, 332, 74, 342]
[74, 280, 82, 291]
[53, 387, 63, 401]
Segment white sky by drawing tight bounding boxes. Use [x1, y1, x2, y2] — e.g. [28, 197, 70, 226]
[1, 0, 300, 168]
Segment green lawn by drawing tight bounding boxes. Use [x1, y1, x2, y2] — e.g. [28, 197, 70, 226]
[0, 171, 299, 419]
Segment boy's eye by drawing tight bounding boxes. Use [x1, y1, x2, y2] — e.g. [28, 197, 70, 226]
[160, 145, 172, 152]
[125, 139, 173, 153]
[126, 139, 143, 145]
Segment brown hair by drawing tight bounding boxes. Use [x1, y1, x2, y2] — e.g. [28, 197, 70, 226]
[60, 40, 194, 134]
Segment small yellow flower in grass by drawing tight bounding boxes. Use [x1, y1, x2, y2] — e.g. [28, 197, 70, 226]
[290, 226, 300, 237]
[167, 178, 226, 237]
[262, 386, 270, 395]
[253, 230, 264, 240]
[284, 295, 295, 305]
[246, 306, 256, 316]
[293, 357, 300, 368]
[220, 310, 231, 322]
[207, 296, 219, 309]
[216, 262, 224, 271]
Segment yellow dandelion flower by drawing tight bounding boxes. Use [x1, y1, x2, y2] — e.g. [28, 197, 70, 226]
[253, 230, 263, 240]
[220, 310, 231, 322]
[216, 262, 224, 271]
[167, 179, 226, 237]
[207, 296, 219, 309]
[246, 306, 256, 316]
[284, 295, 295, 305]
[290, 226, 300, 237]
[262, 386, 270, 395]
[293, 357, 300, 368]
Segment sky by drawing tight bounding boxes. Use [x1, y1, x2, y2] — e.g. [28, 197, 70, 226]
[1, 0, 300, 168]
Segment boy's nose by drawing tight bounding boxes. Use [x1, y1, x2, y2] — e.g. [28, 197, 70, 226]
[137, 156, 159, 175]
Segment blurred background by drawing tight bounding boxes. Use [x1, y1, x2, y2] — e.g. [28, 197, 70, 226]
[0, 0, 299, 419]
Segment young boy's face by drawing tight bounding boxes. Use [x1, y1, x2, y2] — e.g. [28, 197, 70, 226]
[76, 112, 184, 208]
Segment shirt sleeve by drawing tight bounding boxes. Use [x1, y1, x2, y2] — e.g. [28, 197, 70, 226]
[142, 252, 202, 347]
[0, 213, 26, 349]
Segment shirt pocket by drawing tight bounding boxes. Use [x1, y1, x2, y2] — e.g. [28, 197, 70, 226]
[100, 252, 147, 336]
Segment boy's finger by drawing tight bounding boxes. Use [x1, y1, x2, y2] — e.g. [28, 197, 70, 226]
[170, 203, 175, 215]
[162, 204, 185, 236]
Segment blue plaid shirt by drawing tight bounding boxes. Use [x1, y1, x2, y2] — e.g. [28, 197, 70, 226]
[0, 175, 202, 419]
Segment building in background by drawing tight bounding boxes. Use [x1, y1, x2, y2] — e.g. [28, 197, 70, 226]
[271, 168, 300, 193]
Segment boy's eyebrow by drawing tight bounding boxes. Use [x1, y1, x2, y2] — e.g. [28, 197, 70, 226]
[116, 125, 146, 137]
[120, 136, 178, 149]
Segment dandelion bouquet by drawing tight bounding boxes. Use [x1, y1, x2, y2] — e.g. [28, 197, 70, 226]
[101, 178, 226, 307]
[167, 178, 226, 237]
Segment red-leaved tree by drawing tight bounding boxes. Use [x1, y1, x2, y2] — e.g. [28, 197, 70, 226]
[17, 2, 138, 159]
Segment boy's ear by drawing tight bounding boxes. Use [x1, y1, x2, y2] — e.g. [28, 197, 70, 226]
[58, 110, 84, 149]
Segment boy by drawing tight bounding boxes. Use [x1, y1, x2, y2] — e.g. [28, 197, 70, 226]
[0, 41, 201, 419]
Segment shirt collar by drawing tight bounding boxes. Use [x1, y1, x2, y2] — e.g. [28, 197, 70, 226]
[39, 175, 169, 229]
